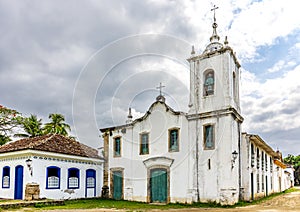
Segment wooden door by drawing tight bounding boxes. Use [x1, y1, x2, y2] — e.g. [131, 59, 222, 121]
[113, 171, 123, 200]
[150, 169, 167, 202]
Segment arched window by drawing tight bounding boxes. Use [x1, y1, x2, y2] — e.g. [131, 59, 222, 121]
[46, 166, 60, 189]
[68, 168, 80, 189]
[251, 144, 255, 167]
[256, 148, 260, 169]
[2, 166, 10, 188]
[204, 70, 214, 96]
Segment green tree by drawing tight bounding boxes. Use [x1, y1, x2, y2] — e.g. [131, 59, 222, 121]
[284, 154, 300, 168]
[284, 154, 300, 185]
[0, 134, 11, 145]
[0, 105, 22, 145]
[43, 113, 71, 136]
[14, 114, 43, 138]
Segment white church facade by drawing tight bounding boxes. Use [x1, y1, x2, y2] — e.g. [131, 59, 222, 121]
[0, 134, 104, 200]
[100, 11, 293, 205]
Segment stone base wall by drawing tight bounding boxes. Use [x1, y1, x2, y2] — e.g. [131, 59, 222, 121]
[25, 183, 40, 201]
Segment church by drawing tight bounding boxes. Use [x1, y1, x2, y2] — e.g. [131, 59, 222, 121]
[100, 9, 293, 205]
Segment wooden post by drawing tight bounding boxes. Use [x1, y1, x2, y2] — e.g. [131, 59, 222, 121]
[101, 131, 110, 198]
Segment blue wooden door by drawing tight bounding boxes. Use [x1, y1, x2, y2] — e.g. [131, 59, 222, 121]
[14, 165, 24, 199]
[113, 171, 123, 200]
[151, 169, 167, 202]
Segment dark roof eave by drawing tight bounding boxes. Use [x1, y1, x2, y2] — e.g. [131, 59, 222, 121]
[0, 148, 104, 160]
[249, 134, 277, 157]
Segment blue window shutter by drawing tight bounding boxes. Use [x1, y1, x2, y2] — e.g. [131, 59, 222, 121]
[46, 166, 60, 189]
[2, 166, 10, 188]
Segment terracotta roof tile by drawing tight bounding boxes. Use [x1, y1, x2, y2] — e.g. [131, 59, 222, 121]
[0, 134, 102, 159]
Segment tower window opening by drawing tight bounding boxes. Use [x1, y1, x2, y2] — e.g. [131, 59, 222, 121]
[204, 71, 214, 96]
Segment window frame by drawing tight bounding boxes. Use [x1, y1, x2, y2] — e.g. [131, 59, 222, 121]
[168, 128, 179, 152]
[203, 124, 215, 150]
[2, 166, 10, 189]
[140, 132, 149, 155]
[86, 169, 96, 188]
[233, 71, 237, 99]
[256, 148, 260, 169]
[46, 166, 61, 189]
[265, 154, 268, 172]
[68, 168, 80, 189]
[203, 70, 215, 96]
[113, 136, 121, 157]
[251, 143, 255, 167]
[261, 151, 264, 171]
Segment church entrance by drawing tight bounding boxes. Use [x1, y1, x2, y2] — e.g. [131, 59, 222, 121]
[112, 170, 123, 200]
[150, 169, 167, 203]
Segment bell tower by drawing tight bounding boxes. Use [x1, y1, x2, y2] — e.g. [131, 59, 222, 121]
[188, 5, 241, 114]
[187, 6, 244, 205]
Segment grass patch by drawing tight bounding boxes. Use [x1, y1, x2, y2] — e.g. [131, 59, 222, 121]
[31, 198, 228, 211]
[2, 187, 298, 211]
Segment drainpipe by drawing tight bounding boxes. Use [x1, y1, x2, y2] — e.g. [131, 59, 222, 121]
[195, 117, 200, 202]
[238, 122, 242, 201]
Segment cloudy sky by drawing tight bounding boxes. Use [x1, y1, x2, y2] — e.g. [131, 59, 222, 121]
[1, 0, 299, 156]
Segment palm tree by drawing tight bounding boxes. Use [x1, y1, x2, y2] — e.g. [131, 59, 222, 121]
[0, 134, 11, 145]
[43, 113, 71, 136]
[14, 114, 43, 138]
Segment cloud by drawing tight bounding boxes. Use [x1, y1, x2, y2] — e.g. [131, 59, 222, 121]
[241, 65, 300, 133]
[227, 0, 300, 62]
[0, 0, 299, 156]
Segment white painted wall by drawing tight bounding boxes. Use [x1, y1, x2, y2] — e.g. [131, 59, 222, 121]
[108, 101, 195, 203]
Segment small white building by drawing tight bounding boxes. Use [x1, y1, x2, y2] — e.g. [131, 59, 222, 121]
[99, 13, 293, 205]
[0, 134, 104, 200]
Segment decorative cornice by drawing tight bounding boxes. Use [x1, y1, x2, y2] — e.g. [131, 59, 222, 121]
[186, 107, 244, 123]
[187, 46, 241, 68]
[143, 156, 174, 168]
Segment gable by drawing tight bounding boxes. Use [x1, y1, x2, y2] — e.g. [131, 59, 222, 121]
[100, 100, 186, 133]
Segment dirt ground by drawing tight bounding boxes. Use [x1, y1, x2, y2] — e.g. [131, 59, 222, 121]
[10, 187, 300, 212]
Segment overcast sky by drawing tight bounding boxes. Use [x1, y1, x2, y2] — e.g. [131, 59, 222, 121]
[1, 0, 299, 156]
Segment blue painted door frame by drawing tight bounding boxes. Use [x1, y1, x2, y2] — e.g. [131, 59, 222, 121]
[14, 165, 24, 199]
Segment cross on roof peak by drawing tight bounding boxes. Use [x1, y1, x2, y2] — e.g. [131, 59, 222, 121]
[156, 82, 165, 96]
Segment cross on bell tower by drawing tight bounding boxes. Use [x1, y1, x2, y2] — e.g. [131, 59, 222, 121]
[211, 4, 219, 23]
[209, 4, 220, 42]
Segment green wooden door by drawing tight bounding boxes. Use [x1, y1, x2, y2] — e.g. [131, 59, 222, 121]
[151, 169, 167, 202]
[113, 171, 123, 200]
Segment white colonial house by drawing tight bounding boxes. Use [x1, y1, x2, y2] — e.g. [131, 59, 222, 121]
[241, 133, 293, 201]
[0, 134, 103, 200]
[99, 13, 293, 205]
